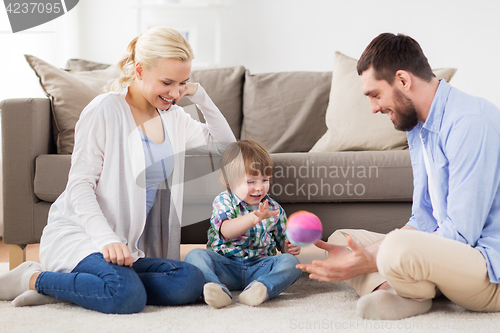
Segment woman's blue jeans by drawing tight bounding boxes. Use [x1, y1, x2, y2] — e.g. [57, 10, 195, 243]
[184, 249, 302, 300]
[35, 253, 204, 314]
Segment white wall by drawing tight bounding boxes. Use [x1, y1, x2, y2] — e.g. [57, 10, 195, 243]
[0, 6, 80, 101]
[2, 0, 500, 105]
[74, 0, 500, 107]
[219, 0, 500, 107]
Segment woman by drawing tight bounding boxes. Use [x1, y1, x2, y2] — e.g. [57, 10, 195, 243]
[0, 26, 236, 313]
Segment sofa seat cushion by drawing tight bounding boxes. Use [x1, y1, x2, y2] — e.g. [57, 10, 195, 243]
[34, 154, 71, 202]
[34, 151, 412, 205]
[269, 150, 413, 203]
[34, 154, 226, 205]
[183, 155, 224, 205]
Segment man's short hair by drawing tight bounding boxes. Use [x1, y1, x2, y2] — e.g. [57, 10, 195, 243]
[357, 33, 435, 84]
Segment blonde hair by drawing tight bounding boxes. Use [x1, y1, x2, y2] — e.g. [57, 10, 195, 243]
[107, 26, 194, 91]
[219, 140, 273, 190]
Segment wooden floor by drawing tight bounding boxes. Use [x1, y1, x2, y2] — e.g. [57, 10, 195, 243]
[0, 237, 40, 263]
[0, 238, 200, 265]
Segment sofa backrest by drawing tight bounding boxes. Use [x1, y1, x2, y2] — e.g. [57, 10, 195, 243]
[176, 66, 246, 140]
[178, 68, 333, 154]
[241, 70, 332, 153]
[33, 55, 333, 154]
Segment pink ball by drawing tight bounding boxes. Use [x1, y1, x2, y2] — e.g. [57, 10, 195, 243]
[286, 211, 323, 247]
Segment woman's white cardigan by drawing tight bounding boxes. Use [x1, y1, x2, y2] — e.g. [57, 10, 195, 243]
[39, 85, 236, 273]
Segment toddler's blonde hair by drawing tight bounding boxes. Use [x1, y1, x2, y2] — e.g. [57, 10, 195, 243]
[219, 140, 273, 190]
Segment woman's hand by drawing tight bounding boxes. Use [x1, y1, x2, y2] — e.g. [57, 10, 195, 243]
[102, 243, 133, 267]
[180, 82, 199, 98]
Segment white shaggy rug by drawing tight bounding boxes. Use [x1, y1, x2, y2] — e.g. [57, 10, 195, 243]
[1, 251, 499, 333]
[0, 268, 498, 332]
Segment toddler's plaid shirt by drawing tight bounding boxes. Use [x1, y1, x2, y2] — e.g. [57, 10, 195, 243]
[207, 190, 287, 258]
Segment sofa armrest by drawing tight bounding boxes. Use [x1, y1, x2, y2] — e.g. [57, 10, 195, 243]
[1, 98, 56, 245]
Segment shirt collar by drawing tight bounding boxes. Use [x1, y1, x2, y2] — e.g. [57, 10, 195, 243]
[422, 79, 452, 133]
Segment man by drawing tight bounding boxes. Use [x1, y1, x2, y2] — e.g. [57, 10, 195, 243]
[297, 33, 500, 320]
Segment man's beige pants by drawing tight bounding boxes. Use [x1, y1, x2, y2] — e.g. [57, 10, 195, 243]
[329, 229, 500, 312]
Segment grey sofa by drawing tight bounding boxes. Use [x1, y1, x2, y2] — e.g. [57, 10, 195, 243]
[1, 57, 414, 269]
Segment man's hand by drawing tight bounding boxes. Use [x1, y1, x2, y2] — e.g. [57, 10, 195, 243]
[296, 236, 377, 282]
[102, 243, 133, 267]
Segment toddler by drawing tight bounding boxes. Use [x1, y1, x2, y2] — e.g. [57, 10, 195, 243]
[185, 139, 302, 308]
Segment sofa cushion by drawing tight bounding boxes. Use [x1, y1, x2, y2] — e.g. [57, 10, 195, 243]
[25, 55, 121, 154]
[34, 154, 71, 202]
[66, 60, 245, 139]
[34, 153, 227, 205]
[241, 70, 331, 153]
[176, 66, 245, 139]
[269, 150, 413, 203]
[34, 153, 227, 203]
[311, 52, 457, 152]
[182, 155, 225, 227]
[65, 58, 111, 71]
[34, 149, 412, 230]
[27, 55, 245, 154]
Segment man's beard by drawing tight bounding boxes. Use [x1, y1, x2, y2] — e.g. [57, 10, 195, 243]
[390, 89, 419, 132]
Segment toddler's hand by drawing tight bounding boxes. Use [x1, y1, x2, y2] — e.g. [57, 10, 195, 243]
[252, 200, 279, 224]
[285, 239, 301, 255]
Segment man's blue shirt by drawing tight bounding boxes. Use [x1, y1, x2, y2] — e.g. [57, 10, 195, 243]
[406, 80, 500, 283]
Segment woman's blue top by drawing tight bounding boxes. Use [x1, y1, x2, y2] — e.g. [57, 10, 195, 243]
[139, 117, 174, 215]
